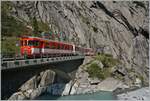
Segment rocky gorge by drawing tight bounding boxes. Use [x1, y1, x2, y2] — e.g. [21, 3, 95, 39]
[8, 55, 147, 100]
[2, 0, 149, 100]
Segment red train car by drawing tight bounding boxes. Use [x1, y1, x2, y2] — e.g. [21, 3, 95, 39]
[20, 36, 74, 58]
[20, 36, 95, 58]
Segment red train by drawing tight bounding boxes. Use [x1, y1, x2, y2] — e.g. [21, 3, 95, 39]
[20, 36, 94, 58]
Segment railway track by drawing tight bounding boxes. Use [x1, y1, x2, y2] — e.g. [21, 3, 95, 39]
[2, 57, 24, 61]
[1, 55, 77, 62]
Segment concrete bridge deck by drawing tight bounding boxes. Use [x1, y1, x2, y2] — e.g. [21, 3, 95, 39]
[1, 55, 85, 70]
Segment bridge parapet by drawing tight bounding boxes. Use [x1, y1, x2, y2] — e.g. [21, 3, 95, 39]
[1, 56, 85, 70]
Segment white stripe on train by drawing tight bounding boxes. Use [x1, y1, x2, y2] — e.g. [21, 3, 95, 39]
[31, 48, 74, 54]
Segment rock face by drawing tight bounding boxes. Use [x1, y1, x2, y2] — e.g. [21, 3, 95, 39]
[7, 1, 149, 82]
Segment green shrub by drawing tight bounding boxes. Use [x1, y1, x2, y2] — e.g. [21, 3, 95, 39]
[87, 63, 105, 79]
[86, 53, 120, 79]
[95, 53, 120, 68]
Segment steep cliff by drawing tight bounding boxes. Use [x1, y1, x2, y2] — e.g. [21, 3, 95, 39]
[2, 1, 149, 81]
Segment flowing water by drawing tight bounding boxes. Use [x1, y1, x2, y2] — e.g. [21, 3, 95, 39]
[36, 91, 117, 100]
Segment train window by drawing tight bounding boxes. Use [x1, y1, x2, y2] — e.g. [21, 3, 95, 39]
[55, 43, 58, 49]
[58, 44, 60, 49]
[28, 40, 39, 46]
[66, 45, 68, 50]
[51, 43, 55, 49]
[61, 44, 64, 49]
[65, 45, 67, 50]
[67, 46, 69, 50]
[28, 40, 33, 46]
[64, 45, 66, 50]
[59, 44, 62, 49]
[61, 45, 63, 49]
[64, 45, 65, 50]
[68, 45, 70, 50]
[40, 41, 44, 47]
[35, 41, 39, 46]
[45, 42, 50, 48]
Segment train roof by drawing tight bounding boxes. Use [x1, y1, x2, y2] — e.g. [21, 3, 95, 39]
[21, 36, 73, 45]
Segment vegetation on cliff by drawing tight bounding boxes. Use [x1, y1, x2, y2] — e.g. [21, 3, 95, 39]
[86, 53, 120, 80]
[1, 1, 50, 55]
[1, 1, 26, 37]
[95, 53, 120, 68]
[1, 1, 26, 55]
[87, 63, 105, 79]
[1, 37, 20, 56]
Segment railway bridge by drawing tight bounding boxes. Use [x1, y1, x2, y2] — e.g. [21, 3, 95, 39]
[1, 55, 85, 99]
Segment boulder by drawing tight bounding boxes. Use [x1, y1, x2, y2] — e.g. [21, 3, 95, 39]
[19, 76, 38, 91]
[30, 87, 47, 99]
[23, 89, 33, 98]
[112, 65, 127, 76]
[134, 78, 142, 87]
[8, 91, 26, 100]
[70, 86, 76, 95]
[70, 81, 79, 95]
[39, 70, 55, 87]
[62, 81, 72, 96]
[9, 87, 47, 100]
